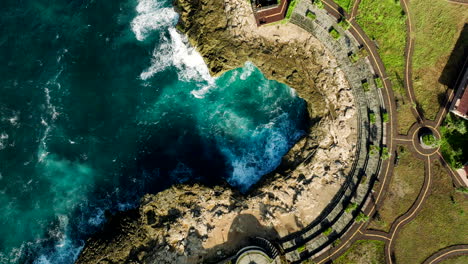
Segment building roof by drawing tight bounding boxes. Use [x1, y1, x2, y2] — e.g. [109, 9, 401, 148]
[456, 83, 468, 116]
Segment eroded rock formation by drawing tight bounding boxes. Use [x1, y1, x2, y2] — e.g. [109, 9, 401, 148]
[76, 0, 357, 263]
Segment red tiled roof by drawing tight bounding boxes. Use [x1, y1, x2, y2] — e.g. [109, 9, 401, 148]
[457, 84, 468, 116]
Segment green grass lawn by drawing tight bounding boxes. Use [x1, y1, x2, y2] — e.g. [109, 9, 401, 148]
[334, 0, 353, 13]
[441, 255, 468, 264]
[440, 113, 468, 169]
[410, 0, 468, 119]
[334, 240, 385, 264]
[356, 0, 406, 96]
[394, 160, 468, 264]
[356, 0, 413, 134]
[369, 145, 425, 232]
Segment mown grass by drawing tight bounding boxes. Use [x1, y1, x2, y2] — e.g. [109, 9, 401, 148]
[334, 0, 353, 13]
[440, 113, 468, 169]
[369, 145, 425, 232]
[396, 103, 416, 135]
[394, 160, 468, 264]
[356, 0, 413, 134]
[441, 255, 468, 264]
[333, 240, 385, 264]
[410, 0, 468, 119]
[356, 0, 406, 96]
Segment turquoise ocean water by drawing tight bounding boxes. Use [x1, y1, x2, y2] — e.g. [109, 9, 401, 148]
[0, 0, 307, 263]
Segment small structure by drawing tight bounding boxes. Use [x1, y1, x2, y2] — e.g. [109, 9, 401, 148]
[251, 0, 290, 26]
[455, 162, 468, 187]
[449, 64, 468, 120]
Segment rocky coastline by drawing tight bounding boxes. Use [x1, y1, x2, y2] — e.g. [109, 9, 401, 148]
[76, 0, 358, 263]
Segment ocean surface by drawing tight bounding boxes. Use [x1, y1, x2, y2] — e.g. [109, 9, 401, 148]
[0, 0, 307, 263]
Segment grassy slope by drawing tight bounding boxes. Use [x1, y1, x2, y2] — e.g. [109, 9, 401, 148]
[394, 160, 468, 264]
[369, 145, 424, 232]
[410, 0, 468, 119]
[333, 240, 385, 264]
[356, 0, 414, 134]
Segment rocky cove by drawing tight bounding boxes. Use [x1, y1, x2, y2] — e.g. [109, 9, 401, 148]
[76, 0, 358, 263]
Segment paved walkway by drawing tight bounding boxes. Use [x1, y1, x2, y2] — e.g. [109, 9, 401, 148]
[277, 1, 468, 264]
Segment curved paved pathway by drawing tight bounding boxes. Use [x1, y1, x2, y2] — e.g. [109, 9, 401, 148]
[422, 245, 468, 264]
[302, 1, 468, 264]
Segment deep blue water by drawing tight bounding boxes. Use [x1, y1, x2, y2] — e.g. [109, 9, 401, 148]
[0, 0, 307, 263]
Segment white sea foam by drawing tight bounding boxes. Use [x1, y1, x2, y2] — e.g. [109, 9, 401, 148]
[141, 28, 215, 89]
[0, 132, 8, 150]
[131, 0, 178, 42]
[240, 61, 255, 80]
[131, 1, 215, 96]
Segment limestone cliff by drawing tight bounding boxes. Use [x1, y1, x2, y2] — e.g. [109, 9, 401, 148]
[76, 0, 357, 263]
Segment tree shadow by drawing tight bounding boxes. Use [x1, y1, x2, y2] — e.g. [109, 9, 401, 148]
[439, 23, 468, 88]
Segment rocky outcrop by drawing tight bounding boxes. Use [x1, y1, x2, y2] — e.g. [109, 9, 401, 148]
[76, 0, 357, 263]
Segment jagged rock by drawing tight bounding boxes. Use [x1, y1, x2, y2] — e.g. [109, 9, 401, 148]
[76, 0, 358, 263]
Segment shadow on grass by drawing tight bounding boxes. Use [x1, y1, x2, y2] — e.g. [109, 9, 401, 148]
[439, 23, 468, 88]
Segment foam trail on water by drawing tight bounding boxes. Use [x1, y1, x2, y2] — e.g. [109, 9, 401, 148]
[132, 0, 215, 96]
[131, 0, 178, 42]
[140, 28, 215, 90]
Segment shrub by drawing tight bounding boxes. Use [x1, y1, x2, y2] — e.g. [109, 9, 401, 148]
[285, 0, 297, 20]
[297, 244, 307, 253]
[349, 53, 359, 63]
[362, 81, 370, 91]
[314, 0, 325, 9]
[369, 113, 376, 124]
[382, 147, 391, 160]
[339, 19, 350, 30]
[370, 144, 380, 155]
[329, 27, 341, 39]
[345, 202, 358, 213]
[382, 112, 389, 123]
[374, 77, 383, 88]
[355, 212, 369, 222]
[306, 10, 317, 20]
[456, 187, 468, 194]
[332, 238, 342, 247]
[323, 227, 333, 236]
[421, 134, 437, 146]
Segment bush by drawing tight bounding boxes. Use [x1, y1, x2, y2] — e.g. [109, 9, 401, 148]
[285, 0, 297, 20]
[456, 187, 468, 194]
[314, 0, 325, 9]
[332, 238, 342, 247]
[421, 134, 437, 146]
[306, 10, 317, 20]
[374, 77, 383, 88]
[345, 202, 358, 213]
[369, 113, 376, 124]
[382, 112, 389, 123]
[339, 19, 350, 30]
[370, 144, 380, 156]
[382, 147, 391, 160]
[329, 27, 341, 39]
[323, 227, 333, 236]
[297, 244, 307, 253]
[349, 53, 359, 63]
[362, 81, 370, 91]
[355, 212, 369, 222]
